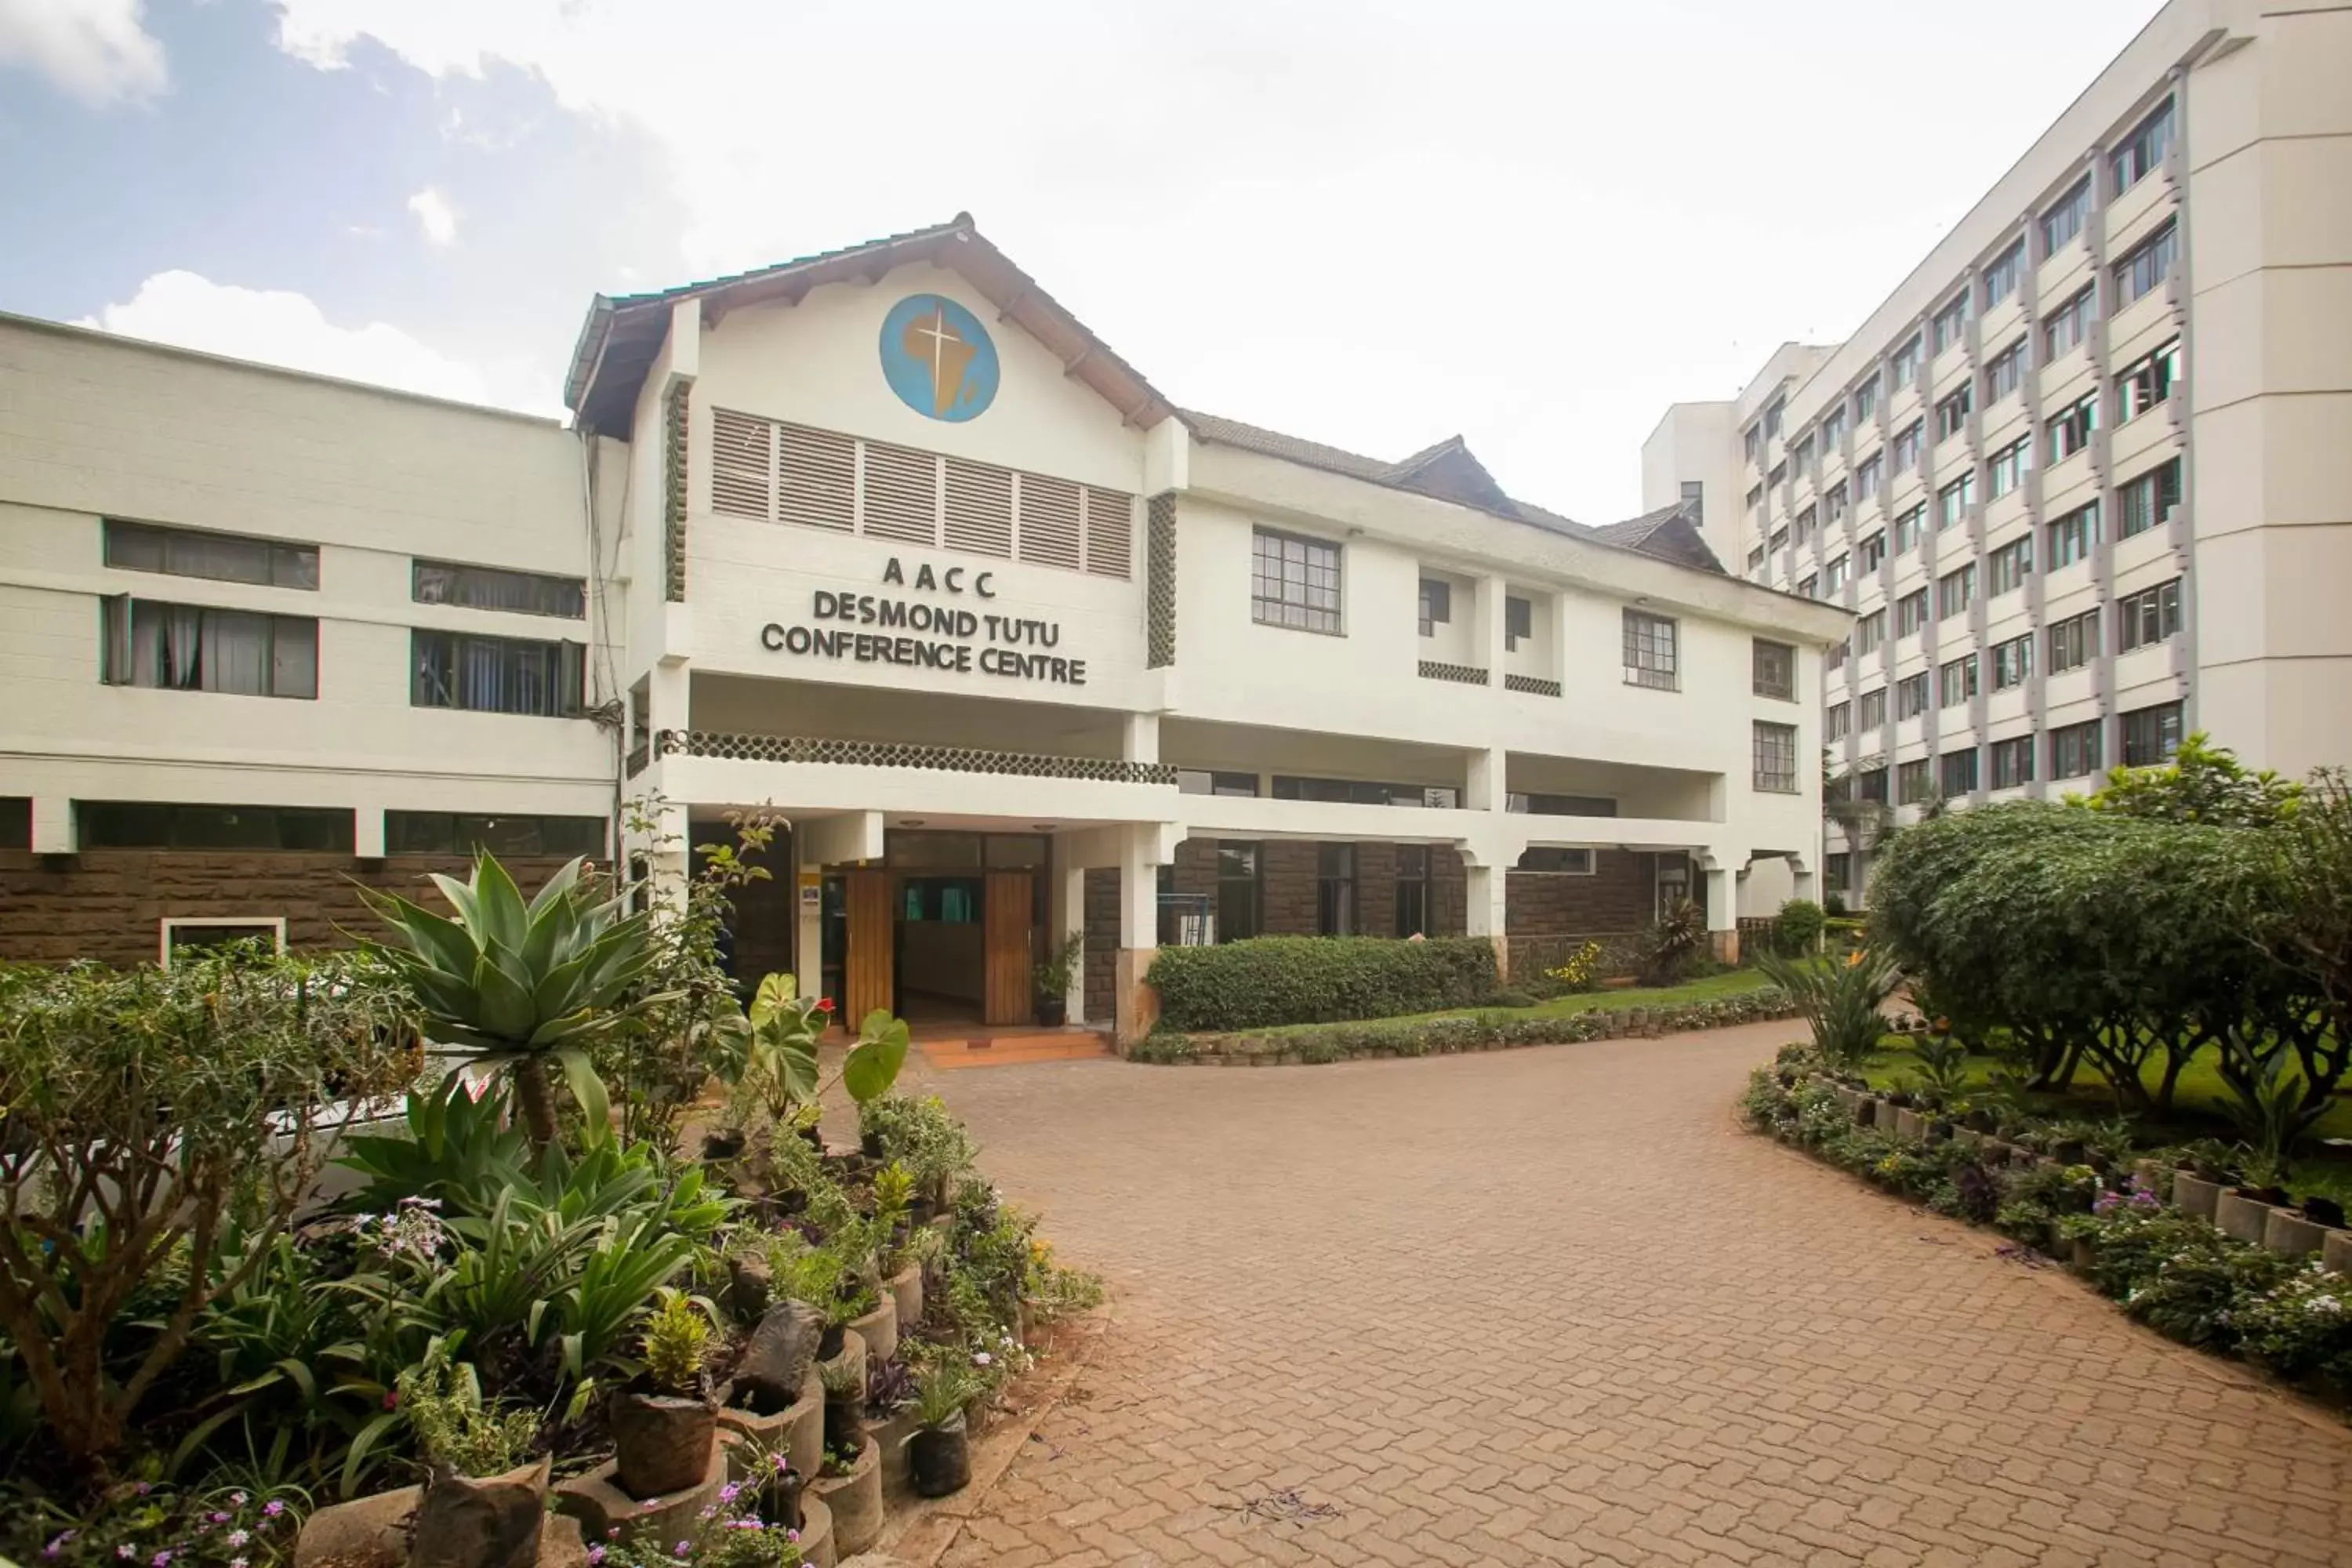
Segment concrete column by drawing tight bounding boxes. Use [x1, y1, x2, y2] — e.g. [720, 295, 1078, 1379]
[31, 794, 71, 855]
[1704, 863, 1737, 964]
[1053, 857, 1086, 1025]
[1472, 573, 1508, 676]
[1121, 712, 1160, 764]
[1789, 857, 1818, 908]
[795, 840, 825, 1004]
[354, 804, 387, 859]
[1465, 745, 1506, 816]
[1464, 858, 1510, 979]
[1112, 824, 1163, 1040]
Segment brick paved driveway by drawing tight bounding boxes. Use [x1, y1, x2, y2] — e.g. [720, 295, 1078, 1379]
[915, 1020, 2352, 1568]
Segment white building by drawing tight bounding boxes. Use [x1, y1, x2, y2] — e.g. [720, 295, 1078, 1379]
[2, 220, 1847, 1031]
[1642, 0, 2352, 906]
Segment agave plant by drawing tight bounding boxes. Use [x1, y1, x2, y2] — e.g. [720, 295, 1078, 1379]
[360, 853, 655, 1150]
[1755, 947, 1904, 1073]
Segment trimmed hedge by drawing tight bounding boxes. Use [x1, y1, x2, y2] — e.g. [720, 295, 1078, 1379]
[1130, 986, 1797, 1065]
[1145, 935, 1499, 1033]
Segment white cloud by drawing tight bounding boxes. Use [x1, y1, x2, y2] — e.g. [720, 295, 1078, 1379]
[0, 0, 167, 105]
[406, 186, 458, 246]
[78, 270, 559, 414]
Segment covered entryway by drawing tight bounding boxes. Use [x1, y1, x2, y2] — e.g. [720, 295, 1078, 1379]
[826, 831, 1048, 1026]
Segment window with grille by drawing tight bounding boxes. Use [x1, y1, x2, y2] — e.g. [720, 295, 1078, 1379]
[100, 597, 318, 699]
[2118, 578, 2182, 652]
[1858, 688, 1888, 730]
[2118, 459, 2182, 539]
[1988, 535, 2032, 597]
[2051, 720, 2103, 779]
[1896, 590, 1929, 639]
[1897, 672, 1929, 718]
[2122, 702, 2183, 766]
[1623, 610, 1679, 691]
[2117, 339, 2180, 423]
[2113, 222, 2178, 309]
[1752, 722, 1798, 793]
[1987, 437, 2032, 499]
[1984, 241, 2024, 307]
[1940, 655, 1978, 708]
[2047, 393, 2099, 463]
[1940, 746, 1980, 797]
[1991, 633, 2034, 689]
[1753, 639, 1795, 700]
[413, 560, 584, 618]
[2048, 502, 2101, 568]
[1984, 338, 2029, 403]
[1990, 735, 2035, 789]
[410, 630, 583, 717]
[709, 408, 1134, 577]
[2049, 608, 2100, 673]
[2041, 180, 2089, 256]
[1251, 528, 1342, 633]
[2043, 286, 2096, 360]
[105, 520, 318, 590]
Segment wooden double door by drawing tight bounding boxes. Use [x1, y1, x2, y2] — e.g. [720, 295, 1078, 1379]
[842, 868, 1035, 1026]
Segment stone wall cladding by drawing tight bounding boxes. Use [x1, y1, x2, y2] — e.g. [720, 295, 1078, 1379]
[1507, 850, 1654, 935]
[1165, 837, 1472, 941]
[1082, 867, 1118, 1024]
[0, 851, 575, 967]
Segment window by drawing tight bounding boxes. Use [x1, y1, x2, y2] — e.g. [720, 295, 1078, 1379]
[1991, 632, 2034, 689]
[1752, 639, 1796, 699]
[1984, 241, 2024, 307]
[1937, 564, 1976, 619]
[1769, 462, 1788, 492]
[1853, 379, 1879, 423]
[2113, 221, 2178, 308]
[100, 598, 318, 699]
[1177, 769, 1260, 797]
[2052, 720, 2103, 779]
[1794, 506, 1816, 545]
[1748, 484, 1766, 517]
[1316, 843, 1356, 936]
[1274, 776, 1458, 808]
[1762, 398, 1784, 440]
[1857, 766, 1890, 804]
[1824, 553, 1849, 593]
[1940, 655, 1978, 708]
[2117, 338, 2180, 423]
[1894, 506, 1925, 555]
[1932, 292, 1970, 356]
[1827, 701, 1852, 740]
[1892, 336, 1922, 389]
[1508, 793, 1618, 818]
[78, 801, 354, 852]
[1855, 451, 1884, 499]
[1858, 688, 1888, 730]
[1417, 578, 1450, 637]
[2049, 501, 2101, 568]
[1858, 532, 1886, 574]
[1935, 384, 1973, 443]
[1623, 610, 1679, 691]
[1827, 638, 1849, 672]
[2043, 285, 2096, 359]
[1940, 746, 1980, 797]
[2041, 179, 2089, 257]
[2047, 392, 2099, 463]
[1216, 843, 1261, 942]
[2117, 578, 2183, 652]
[385, 811, 607, 858]
[2111, 99, 2174, 194]
[1990, 735, 2036, 789]
[1855, 609, 1886, 655]
[1890, 423, 1922, 477]
[1988, 534, 2032, 596]
[1822, 408, 1847, 448]
[1679, 480, 1705, 524]
[1753, 722, 1799, 793]
[411, 630, 584, 716]
[1394, 844, 1430, 938]
[2122, 702, 2184, 766]
[1797, 573, 1819, 600]
[1504, 595, 1534, 652]
[2118, 459, 2183, 539]
[1896, 589, 1929, 638]
[413, 560, 585, 618]
[1825, 853, 1852, 894]
[1897, 672, 1930, 718]
[2049, 608, 2100, 673]
[0, 797, 27, 851]
[104, 520, 318, 590]
[1824, 481, 1850, 524]
[1251, 528, 1342, 633]
[1517, 847, 1598, 875]
[1747, 546, 1766, 577]
[1769, 526, 1790, 554]
[1985, 338, 2029, 403]
[1898, 759, 1933, 804]
[1987, 437, 2032, 499]
[1936, 472, 1975, 531]
[1791, 435, 1815, 474]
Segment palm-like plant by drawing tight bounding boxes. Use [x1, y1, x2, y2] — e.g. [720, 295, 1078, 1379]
[1757, 947, 1904, 1073]
[359, 853, 655, 1150]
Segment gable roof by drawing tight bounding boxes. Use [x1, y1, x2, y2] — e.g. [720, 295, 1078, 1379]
[1584, 502, 1726, 574]
[564, 213, 1178, 437]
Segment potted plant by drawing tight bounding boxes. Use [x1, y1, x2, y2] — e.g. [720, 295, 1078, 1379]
[609, 1290, 720, 1499]
[818, 1348, 868, 1457]
[1032, 931, 1084, 1027]
[902, 1367, 977, 1497]
[394, 1341, 550, 1561]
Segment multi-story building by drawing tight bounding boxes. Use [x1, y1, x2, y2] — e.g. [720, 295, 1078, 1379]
[2, 218, 1846, 1029]
[1641, 0, 2352, 906]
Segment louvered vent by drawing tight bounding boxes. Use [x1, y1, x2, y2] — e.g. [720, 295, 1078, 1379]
[1083, 486, 1134, 579]
[779, 423, 855, 532]
[711, 409, 775, 521]
[862, 441, 940, 545]
[944, 458, 1014, 557]
[1019, 473, 1083, 570]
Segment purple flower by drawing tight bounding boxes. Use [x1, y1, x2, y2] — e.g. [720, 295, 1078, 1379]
[42, 1530, 74, 1559]
[607, 1528, 622, 1541]
[209, 1514, 230, 1526]
[229, 1494, 248, 1508]
[226, 1531, 249, 1548]
[673, 1541, 691, 1559]
[117, 1548, 136, 1561]
[717, 1482, 739, 1504]
[586, 1551, 606, 1568]
[262, 1501, 285, 1518]
[153, 1552, 174, 1567]
[230, 1560, 249, 1568]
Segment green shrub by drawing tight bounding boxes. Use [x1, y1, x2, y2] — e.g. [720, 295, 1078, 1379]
[1775, 899, 1826, 954]
[1145, 935, 1497, 1032]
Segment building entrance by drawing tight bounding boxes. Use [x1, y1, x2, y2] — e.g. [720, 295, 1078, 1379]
[828, 832, 1047, 1027]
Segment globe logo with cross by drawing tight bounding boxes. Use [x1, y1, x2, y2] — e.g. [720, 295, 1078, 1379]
[879, 293, 1000, 422]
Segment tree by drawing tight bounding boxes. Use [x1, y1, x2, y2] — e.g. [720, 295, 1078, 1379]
[2239, 768, 2352, 1143]
[2079, 731, 2301, 827]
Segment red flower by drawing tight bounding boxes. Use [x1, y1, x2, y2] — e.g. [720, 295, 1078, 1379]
[815, 997, 835, 1014]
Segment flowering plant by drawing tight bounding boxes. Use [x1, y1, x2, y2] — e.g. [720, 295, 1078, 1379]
[593, 1478, 805, 1568]
[8, 1484, 300, 1568]
[1544, 942, 1605, 994]
[2233, 1259, 2352, 1387]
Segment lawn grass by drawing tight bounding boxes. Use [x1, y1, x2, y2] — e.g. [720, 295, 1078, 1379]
[1245, 966, 1777, 1038]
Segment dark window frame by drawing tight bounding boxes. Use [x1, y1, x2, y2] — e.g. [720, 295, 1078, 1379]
[410, 629, 586, 717]
[103, 519, 318, 590]
[412, 559, 586, 619]
[1250, 527, 1344, 635]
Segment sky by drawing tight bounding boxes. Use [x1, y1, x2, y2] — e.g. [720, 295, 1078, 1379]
[1, 0, 2164, 522]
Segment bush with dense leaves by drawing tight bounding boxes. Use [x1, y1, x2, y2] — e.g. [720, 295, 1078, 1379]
[1145, 935, 1498, 1032]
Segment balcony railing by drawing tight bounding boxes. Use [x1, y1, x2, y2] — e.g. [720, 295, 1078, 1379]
[1417, 660, 1489, 685]
[655, 729, 1178, 785]
[1504, 673, 1562, 697]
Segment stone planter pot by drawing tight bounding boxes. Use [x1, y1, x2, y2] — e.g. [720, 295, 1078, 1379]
[2263, 1207, 2329, 1258]
[795, 1495, 837, 1568]
[719, 1369, 823, 1486]
[2324, 1228, 2352, 1277]
[869, 1405, 918, 1497]
[1873, 1099, 1903, 1134]
[296, 1459, 555, 1568]
[887, 1263, 923, 1331]
[1950, 1127, 1982, 1152]
[909, 1414, 972, 1497]
[609, 1388, 718, 1500]
[810, 1436, 883, 1559]
[1853, 1097, 1879, 1129]
[2068, 1236, 2096, 1274]
[1893, 1109, 1925, 1142]
[848, 1292, 898, 1365]
[555, 1441, 726, 1544]
[2215, 1189, 2274, 1246]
